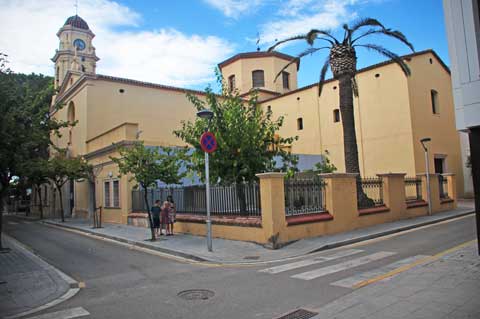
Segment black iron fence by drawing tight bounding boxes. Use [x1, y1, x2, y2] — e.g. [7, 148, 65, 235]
[132, 183, 261, 217]
[284, 176, 326, 216]
[405, 177, 422, 202]
[439, 175, 449, 199]
[357, 177, 384, 209]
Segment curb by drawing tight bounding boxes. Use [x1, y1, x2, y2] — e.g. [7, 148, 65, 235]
[42, 221, 208, 263]
[307, 210, 475, 254]
[2, 234, 81, 319]
[42, 210, 474, 265]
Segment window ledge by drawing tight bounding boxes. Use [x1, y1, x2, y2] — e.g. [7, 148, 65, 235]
[441, 198, 454, 204]
[359, 205, 390, 216]
[286, 212, 333, 226]
[406, 200, 428, 209]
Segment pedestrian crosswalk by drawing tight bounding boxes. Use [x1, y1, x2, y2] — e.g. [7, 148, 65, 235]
[259, 249, 363, 274]
[258, 249, 430, 288]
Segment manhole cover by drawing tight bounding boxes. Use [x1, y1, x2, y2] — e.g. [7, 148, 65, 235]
[177, 289, 215, 300]
[275, 309, 318, 319]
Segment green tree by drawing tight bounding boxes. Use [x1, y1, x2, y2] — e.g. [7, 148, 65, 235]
[174, 77, 298, 212]
[47, 152, 91, 222]
[268, 18, 414, 206]
[311, 153, 338, 174]
[174, 78, 298, 183]
[111, 142, 187, 241]
[22, 159, 50, 219]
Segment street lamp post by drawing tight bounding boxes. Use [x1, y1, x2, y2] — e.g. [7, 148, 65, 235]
[420, 138, 432, 215]
[197, 109, 214, 252]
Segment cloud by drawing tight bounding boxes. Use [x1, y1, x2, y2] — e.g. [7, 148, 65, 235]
[260, 0, 358, 46]
[203, 0, 264, 19]
[0, 0, 234, 87]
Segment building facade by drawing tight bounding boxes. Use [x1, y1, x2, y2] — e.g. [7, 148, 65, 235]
[38, 15, 467, 224]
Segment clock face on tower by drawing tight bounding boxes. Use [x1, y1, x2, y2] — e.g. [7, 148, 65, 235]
[73, 39, 86, 51]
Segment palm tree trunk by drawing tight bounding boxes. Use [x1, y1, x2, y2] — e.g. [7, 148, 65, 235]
[338, 75, 361, 174]
[338, 75, 375, 208]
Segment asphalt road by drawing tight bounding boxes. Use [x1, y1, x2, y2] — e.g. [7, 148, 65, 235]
[3, 213, 476, 319]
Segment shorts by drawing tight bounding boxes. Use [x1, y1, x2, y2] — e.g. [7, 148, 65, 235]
[153, 216, 160, 228]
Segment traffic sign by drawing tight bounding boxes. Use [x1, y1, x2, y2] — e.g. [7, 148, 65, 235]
[200, 132, 217, 153]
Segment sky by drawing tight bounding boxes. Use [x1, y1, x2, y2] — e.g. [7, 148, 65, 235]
[0, 0, 450, 90]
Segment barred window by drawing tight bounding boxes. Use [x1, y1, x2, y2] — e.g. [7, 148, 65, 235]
[104, 181, 110, 207]
[113, 180, 120, 208]
[252, 70, 265, 88]
[282, 71, 290, 89]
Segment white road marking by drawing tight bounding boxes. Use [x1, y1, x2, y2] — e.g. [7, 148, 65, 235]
[8, 222, 19, 225]
[330, 255, 429, 288]
[259, 249, 363, 274]
[24, 307, 89, 319]
[291, 251, 396, 280]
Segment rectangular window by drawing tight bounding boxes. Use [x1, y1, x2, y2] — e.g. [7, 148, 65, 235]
[282, 71, 290, 89]
[228, 75, 235, 92]
[113, 180, 120, 208]
[252, 70, 265, 88]
[333, 109, 341, 122]
[431, 90, 439, 114]
[297, 118, 303, 130]
[104, 181, 111, 207]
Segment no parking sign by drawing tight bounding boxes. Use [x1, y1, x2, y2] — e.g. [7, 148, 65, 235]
[200, 132, 217, 153]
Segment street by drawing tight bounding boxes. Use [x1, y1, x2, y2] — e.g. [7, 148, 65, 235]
[2, 213, 477, 319]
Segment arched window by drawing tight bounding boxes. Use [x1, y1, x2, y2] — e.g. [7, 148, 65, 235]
[252, 70, 265, 88]
[228, 75, 236, 92]
[67, 101, 75, 124]
[431, 89, 439, 114]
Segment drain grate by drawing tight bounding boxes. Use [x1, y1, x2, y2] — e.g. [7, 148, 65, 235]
[177, 289, 215, 300]
[275, 309, 318, 319]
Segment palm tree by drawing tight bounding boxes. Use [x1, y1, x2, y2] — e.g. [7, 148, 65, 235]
[268, 18, 414, 207]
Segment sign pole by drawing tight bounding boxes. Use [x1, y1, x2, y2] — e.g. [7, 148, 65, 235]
[205, 151, 212, 252]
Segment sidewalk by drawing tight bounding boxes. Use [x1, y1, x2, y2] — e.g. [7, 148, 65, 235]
[307, 240, 480, 319]
[43, 205, 474, 264]
[0, 235, 78, 319]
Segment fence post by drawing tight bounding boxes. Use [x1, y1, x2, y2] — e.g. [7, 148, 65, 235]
[443, 173, 457, 204]
[417, 173, 441, 213]
[377, 173, 406, 217]
[319, 173, 357, 232]
[256, 172, 287, 248]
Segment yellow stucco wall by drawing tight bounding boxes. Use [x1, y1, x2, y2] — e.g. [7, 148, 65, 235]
[406, 53, 465, 195]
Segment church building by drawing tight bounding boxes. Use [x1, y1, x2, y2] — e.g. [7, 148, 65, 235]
[41, 15, 468, 224]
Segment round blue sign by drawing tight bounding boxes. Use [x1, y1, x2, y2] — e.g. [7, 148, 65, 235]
[200, 132, 217, 153]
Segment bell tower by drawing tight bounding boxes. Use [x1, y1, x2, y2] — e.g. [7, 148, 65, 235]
[51, 15, 99, 89]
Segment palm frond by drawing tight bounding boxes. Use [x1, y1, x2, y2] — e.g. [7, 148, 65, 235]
[318, 57, 330, 96]
[350, 18, 385, 32]
[306, 29, 339, 45]
[352, 29, 414, 52]
[356, 44, 411, 76]
[268, 35, 307, 52]
[273, 47, 330, 82]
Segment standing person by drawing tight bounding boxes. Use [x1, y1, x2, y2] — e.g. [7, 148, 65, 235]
[167, 195, 176, 236]
[160, 201, 171, 236]
[151, 200, 161, 236]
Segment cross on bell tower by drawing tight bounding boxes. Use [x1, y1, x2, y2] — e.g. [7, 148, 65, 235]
[51, 15, 99, 89]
